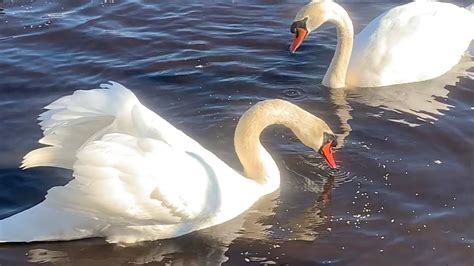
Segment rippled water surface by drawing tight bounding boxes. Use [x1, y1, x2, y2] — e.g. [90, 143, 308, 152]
[0, 1, 473, 265]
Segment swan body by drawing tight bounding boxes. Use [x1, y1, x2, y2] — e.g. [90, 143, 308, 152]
[290, 1, 474, 88]
[0, 82, 337, 243]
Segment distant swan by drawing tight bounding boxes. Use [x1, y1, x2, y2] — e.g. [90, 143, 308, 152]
[0, 82, 338, 243]
[289, 0, 474, 88]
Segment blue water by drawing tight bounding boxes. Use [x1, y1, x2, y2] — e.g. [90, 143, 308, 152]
[0, 1, 473, 265]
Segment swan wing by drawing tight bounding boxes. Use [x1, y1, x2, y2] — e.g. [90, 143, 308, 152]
[4, 82, 245, 242]
[1, 133, 226, 242]
[21, 81, 202, 169]
[347, 2, 474, 87]
[22, 81, 223, 224]
[44, 132, 222, 225]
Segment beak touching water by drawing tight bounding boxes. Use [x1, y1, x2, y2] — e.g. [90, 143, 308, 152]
[320, 141, 337, 169]
[290, 28, 308, 54]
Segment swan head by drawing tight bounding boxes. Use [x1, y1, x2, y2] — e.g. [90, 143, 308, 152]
[319, 132, 338, 168]
[298, 125, 338, 169]
[286, 105, 338, 168]
[235, 99, 339, 177]
[290, 1, 333, 54]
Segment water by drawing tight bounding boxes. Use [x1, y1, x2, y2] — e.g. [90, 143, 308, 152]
[0, 0, 473, 265]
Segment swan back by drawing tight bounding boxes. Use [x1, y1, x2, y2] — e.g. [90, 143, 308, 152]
[346, 2, 474, 87]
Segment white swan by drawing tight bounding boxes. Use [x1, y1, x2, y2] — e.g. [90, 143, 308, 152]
[289, 0, 474, 88]
[0, 82, 338, 243]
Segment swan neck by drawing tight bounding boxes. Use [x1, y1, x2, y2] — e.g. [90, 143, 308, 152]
[323, 3, 354, 89]
[234, 100, 315, 185]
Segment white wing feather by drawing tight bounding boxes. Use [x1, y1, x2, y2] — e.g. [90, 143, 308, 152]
[45, 133, 219, 225]
[21, 82, 137, 169]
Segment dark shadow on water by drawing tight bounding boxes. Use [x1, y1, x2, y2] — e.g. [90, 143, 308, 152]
[0, 168, 71, 219]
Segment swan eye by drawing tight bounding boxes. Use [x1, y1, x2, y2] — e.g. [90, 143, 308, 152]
[290, 22, 297, 33]
[322, 132, 337, 148]
[290, 17, 308, 34]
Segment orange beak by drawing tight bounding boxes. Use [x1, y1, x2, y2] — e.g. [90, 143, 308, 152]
[290, 28, 308, 54]
[320, 141, 337, 169]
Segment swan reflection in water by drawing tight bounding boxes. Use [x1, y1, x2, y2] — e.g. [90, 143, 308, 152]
[330, 55, 473, 146]
[17, 164, 338, 265]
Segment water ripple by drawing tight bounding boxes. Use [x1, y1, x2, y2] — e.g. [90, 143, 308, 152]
[0, 0, 473, 265]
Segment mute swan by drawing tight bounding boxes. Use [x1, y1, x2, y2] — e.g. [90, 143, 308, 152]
[289, 0, 474, 88]
[0, 82, 338, 243]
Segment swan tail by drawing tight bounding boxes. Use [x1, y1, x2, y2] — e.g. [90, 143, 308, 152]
[467, 3, 474, 12]
[0, 202, 103, 242]
[21, 81, 138, 170]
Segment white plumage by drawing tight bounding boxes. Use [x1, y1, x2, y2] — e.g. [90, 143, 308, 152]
[1, 82, 264, 243]
[292, 1, 474, 88]
[1, 82, 336, 243]
[347, 1, 474, 87]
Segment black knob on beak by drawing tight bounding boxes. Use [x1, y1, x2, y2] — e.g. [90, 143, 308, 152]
[290, 17, 308, 34]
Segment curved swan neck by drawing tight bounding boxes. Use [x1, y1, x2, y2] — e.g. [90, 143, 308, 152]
[321, 2, 354, 89]
[234, 100, 330, 185]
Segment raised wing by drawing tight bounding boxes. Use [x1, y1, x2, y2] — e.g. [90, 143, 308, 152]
[21, 82, 137, 169]
[22, 81, 203, 170]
